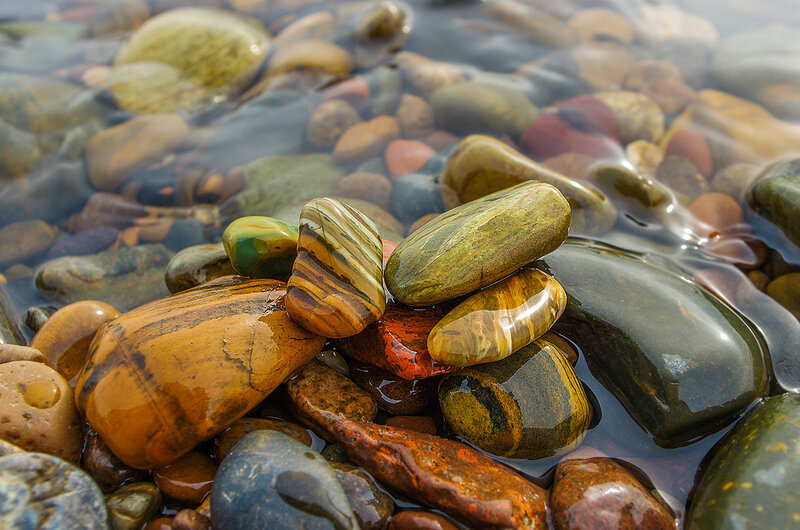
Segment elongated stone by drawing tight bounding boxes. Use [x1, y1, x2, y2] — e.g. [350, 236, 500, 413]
[287, 198, 386, 338]
[222, 216, 299, 281]
[531, 239, 769, 447]
[332, 420, 549, 529]
[438, 339, 590, 459]
[440, 135, 617, 235]
[385, 181, 569, 307]
[428, 269, 566, 366]
[75, 276, 325, 469]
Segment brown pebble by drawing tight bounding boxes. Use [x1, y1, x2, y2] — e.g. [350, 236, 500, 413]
[710, 163, 758, 201]
[625, 140, 663, 177]
[172, 509, 211, 530]
[29, 300, 120, 386]
[82, 427, 147, 493]
[664, 128, 713, 178]
[541, 331, 579, 365]
[748, 270, 770, 292]
[542, 153, 597, 181]
[0, 344, 48, 366]
[385, 416, 436, 435]
[333, 172, 393, 210]
[395, 93, 435, 139]
[394, 52, 464, 98]
[267, 39, 354, 78]
[424, 130, 459, 151]
[136, 218, 174, 244]
[213, 417, 312, 463]
[334, 116, 401, 164]
[154, 451, 217, 505]
[385, 140, 436, 180]
[4, 264, 33, 281]
[307, 99, 362, 149]
[143, 517, 173, 530]
[655, 155, 709, 203]
[624, 60, 696, 114]
[388, 510, 459, 530]
[349, 360, 437, 415]
[323, 76, 371, 110]
[687, 192, 743, 239]
[0, 361, 82, 463]
[568, 8, 635, 44]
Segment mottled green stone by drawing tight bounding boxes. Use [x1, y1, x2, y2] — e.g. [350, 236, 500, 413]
[438, 339, 590, 460]
[385, 181, 570, 306]
[531, 239, 769, 447]
[748, 159, 800, 248]
[687, 393, 800, 530]
[106, 482, 162, 530]
[222, 216, 299, 281]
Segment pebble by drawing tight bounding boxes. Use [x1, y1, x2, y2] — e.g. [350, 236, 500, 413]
[24, 305, 57, 334]
[485, 0, 577, 47]
[388, 511, 459, 530]
[29, 300, 119, 385]
[395, 93, 435, 139]
[625, 59, 696, 115]
[389, 172, 445, 224]
[287, 198, 386, 338]
[349, 360, 437, 415]
[521, 107, 621, 161]
[0, 344, 47, 365]
[568, 8, 635, 43]
[385, 139, 436, 180]
[45, 226, 120, 260]
[334, 115, 401, 165]
[655, 155, 709, 203]
[439, 339, 591, 459]
[273, 11, 336, 46]
[767, 273, 800, 320]
[107, 482, 163, 530]
[211, 430, 359, 529]
[710, 163, 758, 201]
[571, 41, 635, 91]
[687, 192, 744, 239]
[266, 39, 353, 79]
[542, 153, 597, 181]
[748, 159, 800, 248]
[428, 269, 566, 366]
[164, 243, 237, 294]
[384, 416, 436, 436]
[82, 427, 147, 493]
[337, 303, 456, 380]
[333, 420, 549, 529]
[172, 509, 211, 530]
[154, 450, 216, 505]
[394, 51, 464, 98]
[440, 135, 617, 235]
[594, 90, 665, 144]
[551, 457, 676, 529]
[306, 99, 362, 149]
[284, 359, 377, 440]
[386, 181, 569, 306]
[75, 276, 325, 470]
[0, 219, 57, 269]
[316, 348, 351, 377]
[333, 172, 393, 210]
[0, 451, 109, 529]
[0, 361, 82, 463]
[664, 127, 713, 178]
[222, 216, 299, 281]
[331, 462, 394, 530]
[590, 165, 675, 223]
[214, 417, 312, 463]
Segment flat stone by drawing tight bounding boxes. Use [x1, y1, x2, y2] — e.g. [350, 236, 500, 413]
[287, 198, 386, 338]
[330, 462, 394, 530]
[213, 417, 312, 463]
[222, 216, 298, 281]
[440, 135, 616, 235]
[0, 452, 109, 529]
[332, 420, 549, 529]
[748, 159, 800, 249]
[530, 239, 769, 446]
[211, 430, 359, 529]
[75, 276, 325, 469]
[439, 339, 591, 459]
[386, 181, 569, 307]
[165, 243, 237, 294]
[594, 90, 665, 144]
[428, 268, 566, 366]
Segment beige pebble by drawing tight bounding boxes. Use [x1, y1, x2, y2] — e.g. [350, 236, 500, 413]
[334, 115, 400, 164]
[306, 99, 362, 149]
[626, 140, 663, 176]
[595, 90, 665, 144]
[568, 8, 635, 43]
[395, 93, 435, 139]
[0, 344, 48, 366]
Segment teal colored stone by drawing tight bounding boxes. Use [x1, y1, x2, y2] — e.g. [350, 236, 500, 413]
[222, 216, 299, 281]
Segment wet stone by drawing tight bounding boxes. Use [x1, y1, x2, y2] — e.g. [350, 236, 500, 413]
[0, 219, 57, 269]
[349, 360, 437, 416]
[287, 198, 386, 338]
[0, 361, 82, 463]
[439, 339, 591, 460]
[214, 417, 312, 463]
[385, 416, 437, 436]
[222, 216, 299, 281]
[75, 276, 325, 470]
[389, 172, 444, 224]
[388, 511, 459, 530]
[333, 172, 393, 211]
[330, 462, 394, 530]
[395, 93, 435, 139]
[386, 180, 569, 307]
[767, 273, 800, 321]
[45, 226, 119, 260]
[748, 159, 800, 249]
[82, 427, 147, 493]
[655, 155, 710, 203]
[107, 482, 163, 530]
[154, 450, 216, 505]
[211, 430, 359, 529]
[285, 359, 377, 441]
[0, 344, 47, 365]
[333, 420, 549, 529]
[24, 306, 57, 334]
[34, 243, 173, 311]
[428, 268, 566, 367]
[165, 243, 237, 294]
[334, 115, 400, 165]
[594, 90, 665, 144]
[306, 99, 361, 149]
[172, 509, 211, 530]
[0, 451, 109, 529]
[551, 457, 675, 529]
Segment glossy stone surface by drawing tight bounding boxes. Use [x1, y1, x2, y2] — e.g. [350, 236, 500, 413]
[287, 198, 386, 338]
[350, 360, 437, 415]
[330, 462, 394, 530]
[153, 450, 216, 505]
[165, 243, 237, 294]
[388, 511, 459, 530]
[0, 452, 109, 529]
[551, 457, 675, 529]
[82, 427, 146, 493]
[75, 276, 325, 469]
[440, 135, 616, 235]
[284, 359, 377, 440]
[428, 269, 566, 366]
[0, 344, 47, 365]
[767, 273, 800, 320]
[748, 159, 800, 248]
[688, 393, 800, 529]
[222, 216, 299, 281]
[214, 417, 311, 463]
[439, 339, 590, 460]
[29, 300, 119, 386]
[337, 303, 457, 380]
[107, 482, 163, 530]
[386, 181, 569, 307]
[333, 420, 549, 529]
[211, 430, 359, 529]
[530, 239, 769, 447]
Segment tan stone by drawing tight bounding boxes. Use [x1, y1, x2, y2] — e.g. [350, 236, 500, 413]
[0, 345, 48, 365]
[306, 99, 362, 149]
[568, 8, 635, 43]
[395, 93, 435, 139]
[334, 115, 400, 164]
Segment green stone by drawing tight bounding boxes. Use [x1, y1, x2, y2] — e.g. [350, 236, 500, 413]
[687, 393, 800, 529]
[385, 181, 570, 306]
[106, 482, 162, 530]
[748, 159, 800, 248]
[0, 118, 41, 177]
[766, 273, 800, 321]
[531, 239, 769, 447]
[590, 165, 677, 224]
[222, 216, 299, 281]
[164, 243, 237, 294]
[438, 338, 591, 460]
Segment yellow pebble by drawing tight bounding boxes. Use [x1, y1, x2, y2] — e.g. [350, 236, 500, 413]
[19, 380, 61, 409]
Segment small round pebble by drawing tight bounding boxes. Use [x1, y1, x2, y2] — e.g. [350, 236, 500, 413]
[154, 450, 216, 505]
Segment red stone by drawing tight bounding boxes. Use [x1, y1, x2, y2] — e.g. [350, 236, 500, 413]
[559, 95, 620, 141]
[322, 76, 371, 110]
[388, 510, 459, 530]
[665, 128, 713, 178]
[382, 240, 397, 268]
[336, 303, 457, 380]
[385, 415, 437, 435]
[520, 112, 620, 161]
[385, 140, 437, 181]
[332, 420, 549, 529]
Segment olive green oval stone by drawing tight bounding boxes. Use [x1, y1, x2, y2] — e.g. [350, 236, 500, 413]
[223, 217, 299, 281]
[766, 273, 800, 320]
[441, 135, 616, 235]
[530, 239, 769, 447]
[438, 338, 591, 460]
[164, 243, 237, 294]
[748, 159, 800, 248]
[106, 482, 162, 530]
[687, 393, 800, 529]
[428, 269, 566, 366]
[385, 181, 570, 307]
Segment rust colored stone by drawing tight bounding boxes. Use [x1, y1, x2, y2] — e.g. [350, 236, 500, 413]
[82, 427, 147, 493]
[154, 450, 217, 505]
[143, 517, 173, 530]
[550, 457, 675, 530]
[665, 128, 713, 178]
[213, 417, 311, 463]
[172, 509, 211, 530]
[687, 192, 744, 239]
[0, 344, 48, 365]
[389, 511, 459, 530]
[384, 416, 436, 435]
[332, 420, 549, 529]
[334, 116, 401, 164]
[385, 140, 436, 180]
